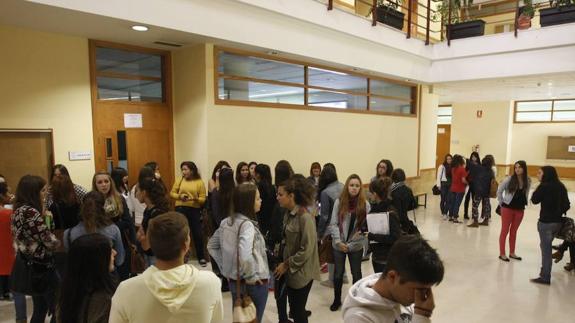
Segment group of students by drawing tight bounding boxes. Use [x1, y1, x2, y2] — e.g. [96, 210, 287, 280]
[436, 152, 573, 285]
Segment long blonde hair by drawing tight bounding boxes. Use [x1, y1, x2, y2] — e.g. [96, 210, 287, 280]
[338, 174, 367, 229]
[92, 171, 124, 217]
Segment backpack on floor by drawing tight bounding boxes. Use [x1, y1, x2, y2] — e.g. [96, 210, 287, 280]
[556, 217, 575, 243]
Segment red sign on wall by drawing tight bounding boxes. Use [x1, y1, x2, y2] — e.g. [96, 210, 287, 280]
[476, 110, 483, 118]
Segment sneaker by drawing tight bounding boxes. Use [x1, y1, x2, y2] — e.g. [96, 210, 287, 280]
[564, 263, 574, 271]
[320, 263, 328, 273]
[442, 214, 448, 221]
[509, 254, 522, 261]
[320, 280, 334, 288]
[530, 277, 550, 285]
[452, 219, 461, 224]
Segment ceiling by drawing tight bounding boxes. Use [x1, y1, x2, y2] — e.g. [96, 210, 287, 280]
[434, 72, 575, 103]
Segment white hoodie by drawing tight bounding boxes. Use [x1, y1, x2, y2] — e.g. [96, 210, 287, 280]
[110, 264, 223, 323]
[342, 273, 431, 323]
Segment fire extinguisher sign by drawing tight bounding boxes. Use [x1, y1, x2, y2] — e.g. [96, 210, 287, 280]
[476, 110, 483, 118]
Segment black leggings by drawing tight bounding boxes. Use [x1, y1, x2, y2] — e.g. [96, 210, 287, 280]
[464, 186, 475, 216]
[176, 206, 205, 261]
[288, 280, 313, 323]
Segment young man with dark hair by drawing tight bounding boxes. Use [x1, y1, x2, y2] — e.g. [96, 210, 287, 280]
[110, 212, 223, 323]
[342, 235, 444, 323]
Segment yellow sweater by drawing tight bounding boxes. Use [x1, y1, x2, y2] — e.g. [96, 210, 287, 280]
[170, 178, 206, 208]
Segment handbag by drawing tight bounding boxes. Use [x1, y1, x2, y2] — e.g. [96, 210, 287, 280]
[123, 230, 146, 274]
[495, 205, 501, 216]
[489, 178, 498, 198]
[318, 235, 334, 264]
[232, 220, 257, 323]
[432, 185, 441, 196]
[10, 253, 57, 296]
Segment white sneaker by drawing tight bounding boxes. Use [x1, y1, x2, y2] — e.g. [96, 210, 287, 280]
[442, 214, 448, 220]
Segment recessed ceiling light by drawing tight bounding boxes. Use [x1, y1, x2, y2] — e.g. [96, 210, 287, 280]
[131, 25, 149, 32]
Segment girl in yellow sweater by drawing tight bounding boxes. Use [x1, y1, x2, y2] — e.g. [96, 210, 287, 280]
[170, 161, 207, 266]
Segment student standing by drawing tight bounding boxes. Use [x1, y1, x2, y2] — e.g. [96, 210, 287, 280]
[249, 161, 258, 180]
[208, 161, 231, 193]
[497, 161, 531, 262]
[170, 161, 207, 267]
[236, 162, 253, 184]
[463, 152, 480, 219]
[254, 164, 276, 237]
[530, 166, 570, 285]
[390, 169, 419, 234]
[46, 164, 88, 210]
[436, 154, 452, 219]
[467, 157, 495, 228]
[448, 155, 468, 223]
[307, 162, 321, 188]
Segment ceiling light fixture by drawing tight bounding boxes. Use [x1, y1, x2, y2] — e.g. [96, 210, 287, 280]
[131, 25, 149, 32]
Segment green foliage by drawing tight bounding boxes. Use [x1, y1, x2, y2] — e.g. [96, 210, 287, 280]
[433, 0, 475, 24]
[377, 0, 403, 10]
[521, 0, 534, 18]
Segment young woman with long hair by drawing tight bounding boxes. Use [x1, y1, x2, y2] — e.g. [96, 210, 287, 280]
[136, 170, 170, 266]
[327, 174, 370, 311]
[436, 154, 452, 218]
[208, 160, 231, 193]
[92, 171, 135, 280]
[111, 167, 129, 199]
[367, 177, 401, 274]
[463, 152, 481, 219]
[307, 162, 321, 187]
[274, 176, 319, 323]
[12, 175, 60, 323]
[371, 159, 394, 182]
[467, 156, 495, 228]
[530, 166, 570, 285]
[57, 233, 117, 323]
[236, 161, 253, 184]
[254, 164, 276, 237]
[49, 175, 81, 230]
[448, 155, 468, 223]
[208, 183, 269, 323]
[64, 191, 125, 269]
[249, 161, 258, 180]
[46, 164, 88, 210]
[497, 161, 531, 262]
[274, 160, 294, 187]
[170, 161, 207, 266]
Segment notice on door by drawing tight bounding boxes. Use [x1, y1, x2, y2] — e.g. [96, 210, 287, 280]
[568, 145, 575, 153]
[124, 113, 143, 128]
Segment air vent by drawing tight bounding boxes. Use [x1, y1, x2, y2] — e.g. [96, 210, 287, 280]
[154, 41, 183, 48]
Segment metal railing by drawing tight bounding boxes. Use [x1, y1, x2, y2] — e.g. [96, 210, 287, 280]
[321, 0, 560, 46]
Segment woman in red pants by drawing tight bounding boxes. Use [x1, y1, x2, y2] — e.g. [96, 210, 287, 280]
[496, 161, 531, 261]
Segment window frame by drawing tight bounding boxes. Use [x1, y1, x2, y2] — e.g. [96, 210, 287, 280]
[514, 99, 575, 123]
[90, 40, 170, 106]
[214, 47, 418, 117]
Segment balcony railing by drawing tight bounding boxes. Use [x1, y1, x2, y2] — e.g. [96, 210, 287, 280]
[320, 0, 575, 45]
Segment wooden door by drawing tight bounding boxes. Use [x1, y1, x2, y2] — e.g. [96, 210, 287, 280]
[436, 125, 451, 170]
[0, 130, 53, 187]
[90, 40, 174, 189]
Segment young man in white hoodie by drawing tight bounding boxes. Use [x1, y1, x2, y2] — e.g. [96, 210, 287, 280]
[110, 212, 223, 323]
[342, 235, 444, 323]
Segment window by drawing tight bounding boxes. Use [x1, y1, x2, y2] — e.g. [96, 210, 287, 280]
[94, 46, 165, 102]
[437, 106, 452, 125]
[216, 48, 416, 116]
[515, 100, 575, 123]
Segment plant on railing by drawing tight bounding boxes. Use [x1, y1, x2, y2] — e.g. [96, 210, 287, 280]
[433, 0, 475, 24]
[521, 0, 535, 18]
[375, 0, 406, 30]
[377, 0, 404, 10]
[550, 0, 574, 8]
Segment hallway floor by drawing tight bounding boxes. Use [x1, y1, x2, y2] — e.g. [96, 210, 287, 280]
[1, 193, 574, 323]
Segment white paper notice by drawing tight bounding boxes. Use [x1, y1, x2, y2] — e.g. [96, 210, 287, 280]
[367, 212, 390, 235]
[569, 145, 575, 153]
[124, 113, 143, 128]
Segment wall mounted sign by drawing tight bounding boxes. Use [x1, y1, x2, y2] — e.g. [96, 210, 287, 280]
[68, 151, 92, 161]
[476, 110, 483, 118]
[124, 113, 143, 128]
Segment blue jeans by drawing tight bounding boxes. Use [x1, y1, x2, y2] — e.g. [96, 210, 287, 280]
[229, 280, 268, 323]
[13, 292, 27, 321]
[440, 182, 451, 215]
[449, 192, 465, 219]
[537, 221, 562, 282]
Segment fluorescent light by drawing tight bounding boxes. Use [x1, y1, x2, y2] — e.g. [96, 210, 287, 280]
[249, 90, 300, 99]
[131, 25, 149, 32]
[309, 67, 347, 76]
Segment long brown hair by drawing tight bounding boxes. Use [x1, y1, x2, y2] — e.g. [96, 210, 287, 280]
[51, 175, 78, 206]
[14, 175, 46, 212]
[81, 191, 112, 233]
[91, 171, 124, 215]
[338, 174, 367, 229]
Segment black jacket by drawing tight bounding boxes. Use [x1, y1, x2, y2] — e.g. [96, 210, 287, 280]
[531, 182, 570, 223]
[366, 200, 401, 264]
[390, 183, 418, 232]
[469, 164, 494, 198]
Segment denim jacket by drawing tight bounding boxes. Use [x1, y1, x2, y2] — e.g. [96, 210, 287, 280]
[318, 181, 344, 238]
[496, 176, 531, 206]
[328, 199, 371, 252]
[207, 214, 269, 283]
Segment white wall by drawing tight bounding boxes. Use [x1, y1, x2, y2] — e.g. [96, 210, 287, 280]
[419, 85, 439, 170]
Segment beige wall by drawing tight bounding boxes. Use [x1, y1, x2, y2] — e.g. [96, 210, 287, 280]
[450, 101, 512, 164]
[201, 44, 420, 182]
[172, 45, 209, 181]
[510, 122, 575, 168]
[419, 85, 439, 170]
[0, 25, 94, 188]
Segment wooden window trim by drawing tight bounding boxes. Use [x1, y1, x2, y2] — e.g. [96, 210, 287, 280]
[91, 40, 170, 105]
[514, 99, 575, 124]
[215, 46, 417, 116]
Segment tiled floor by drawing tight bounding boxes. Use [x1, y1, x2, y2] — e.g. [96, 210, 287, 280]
[1, 193, 574, 323]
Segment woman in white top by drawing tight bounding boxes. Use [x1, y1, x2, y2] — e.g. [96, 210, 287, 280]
[436, 154, 452, 218]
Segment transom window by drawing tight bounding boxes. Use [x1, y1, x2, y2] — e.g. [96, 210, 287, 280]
[515, 100, 575, 123]
[216, 49, 416, 116]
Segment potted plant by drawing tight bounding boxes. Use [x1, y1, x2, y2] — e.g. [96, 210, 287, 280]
[434, 0, 486, 40]
[517, 0, 535, 30]
[540, 0, 575, 27]
[376, 0, 405, 30]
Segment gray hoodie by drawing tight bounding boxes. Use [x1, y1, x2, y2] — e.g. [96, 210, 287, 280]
[342, 273, 430, 323]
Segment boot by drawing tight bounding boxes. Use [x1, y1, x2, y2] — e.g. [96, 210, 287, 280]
[552, 251, 563, 263]
[330, 279, 343, 311]
[564, 263, 574, 272]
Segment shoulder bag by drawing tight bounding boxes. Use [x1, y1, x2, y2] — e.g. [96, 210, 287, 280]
[232, 220, 257, 323]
